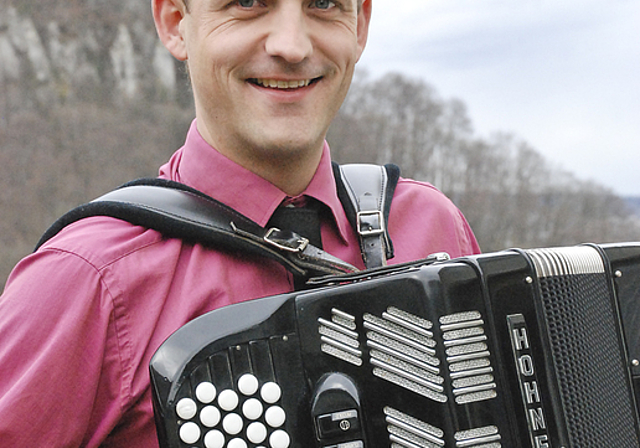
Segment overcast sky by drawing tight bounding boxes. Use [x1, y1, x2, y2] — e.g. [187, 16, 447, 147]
[358, 0, 640, 196]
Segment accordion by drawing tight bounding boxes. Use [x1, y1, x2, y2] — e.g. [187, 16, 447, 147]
[150, 243, 640, 448]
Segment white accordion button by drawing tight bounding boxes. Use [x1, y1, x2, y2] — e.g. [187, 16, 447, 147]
[196, 382, 217, 404]
[238, 374, 259, 396]
[242, 398, 264, 420]
[260, 382, 282, 404]
[247, 422, 268, 444]
[223, 413, 244, 435]
[200, 406, 221, 428]
[218, 389, 239, 411]
[228, 438, 248, 448]
[265, 406, 286, 428]
[176, 398, 198, 420]
[204, 429, 225, 448]
[179, 422, 201, 444]
[269, 429, 291, 448]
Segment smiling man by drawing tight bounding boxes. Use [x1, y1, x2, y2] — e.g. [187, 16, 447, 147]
[155, 0, 370, 195]
[0, 0, 480, 446]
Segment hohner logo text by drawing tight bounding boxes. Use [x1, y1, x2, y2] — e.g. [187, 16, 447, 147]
[507, 314, 550, 448]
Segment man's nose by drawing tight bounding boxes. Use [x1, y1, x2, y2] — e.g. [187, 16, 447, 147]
[264, 4, 313, 64]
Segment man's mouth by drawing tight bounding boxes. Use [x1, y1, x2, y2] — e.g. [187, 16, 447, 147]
[249, 78, 321, 90]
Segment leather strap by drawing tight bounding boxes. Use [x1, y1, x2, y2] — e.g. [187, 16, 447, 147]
[266, 201, 324, 289]
[35, 179, 358, 279]
[336, 164, 399, 269]
[36, 163, 401, 278]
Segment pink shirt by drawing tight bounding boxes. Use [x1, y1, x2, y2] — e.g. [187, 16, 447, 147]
[0, 121, 480, 447]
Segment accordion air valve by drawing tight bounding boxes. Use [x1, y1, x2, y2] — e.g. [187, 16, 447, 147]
[150, 243, 640, 448]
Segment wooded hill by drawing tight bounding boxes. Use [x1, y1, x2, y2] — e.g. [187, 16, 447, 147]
[1, 2, 639, 286]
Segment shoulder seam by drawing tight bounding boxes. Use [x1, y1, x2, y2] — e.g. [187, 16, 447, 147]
[38, 221, 167, 272]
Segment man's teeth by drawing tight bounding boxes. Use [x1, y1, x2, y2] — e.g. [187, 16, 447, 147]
[254, 79, 312, 89]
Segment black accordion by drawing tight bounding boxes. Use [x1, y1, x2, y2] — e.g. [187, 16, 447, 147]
[150, 243, 640, 448]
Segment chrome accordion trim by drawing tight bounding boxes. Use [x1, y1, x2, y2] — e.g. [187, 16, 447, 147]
[318, 309, 363, 366]
[441, 312, 497, 405]
[365, 308, 446, 403]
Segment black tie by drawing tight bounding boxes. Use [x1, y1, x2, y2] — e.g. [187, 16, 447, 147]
[266, 199, 323, 249]
[266, 198, 324, 289]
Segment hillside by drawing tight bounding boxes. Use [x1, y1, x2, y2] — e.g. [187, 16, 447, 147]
[1, 2, 190, 112]
[1, 2, 196, 284]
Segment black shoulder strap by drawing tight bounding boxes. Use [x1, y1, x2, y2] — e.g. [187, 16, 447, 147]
[333, 162, 400, 269]
[35, 178, 357, 279]
[35, 163, 400, 276]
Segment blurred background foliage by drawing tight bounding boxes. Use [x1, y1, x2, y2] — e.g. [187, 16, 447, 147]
[1, 2, 638, 287]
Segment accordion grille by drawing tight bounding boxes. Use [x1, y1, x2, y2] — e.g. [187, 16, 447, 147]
[529, 247, 640, 447]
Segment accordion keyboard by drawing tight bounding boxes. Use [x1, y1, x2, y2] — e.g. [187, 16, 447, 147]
[171, 350, 290, 448]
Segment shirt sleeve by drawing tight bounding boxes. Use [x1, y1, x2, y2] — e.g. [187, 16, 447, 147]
[0, 248, 126, 447]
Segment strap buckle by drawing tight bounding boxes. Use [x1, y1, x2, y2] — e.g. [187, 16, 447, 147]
[263, 227, 310, 253]
[357, 210, 385, 236]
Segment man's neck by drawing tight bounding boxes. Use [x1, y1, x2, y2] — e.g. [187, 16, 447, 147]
[196, 121, 325, 196]
[238, 147, 324, 196]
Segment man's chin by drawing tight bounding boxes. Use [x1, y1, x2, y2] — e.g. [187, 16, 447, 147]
[258, 137, 324, 159]
[245, 126, 327, 158]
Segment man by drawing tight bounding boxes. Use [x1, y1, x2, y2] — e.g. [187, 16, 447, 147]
[0, 0, 480, 446]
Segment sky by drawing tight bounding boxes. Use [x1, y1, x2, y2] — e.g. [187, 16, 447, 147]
[358, 0, 640, 196]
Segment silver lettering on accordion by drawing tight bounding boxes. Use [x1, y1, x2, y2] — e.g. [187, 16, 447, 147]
[518, 355, 535, 376]
[534, 435, 550, 447]
[511, 327, 530, 350]
[507, 314, 550, 447]
[524, 381, 541, 405]
[529, 407, 546, 432]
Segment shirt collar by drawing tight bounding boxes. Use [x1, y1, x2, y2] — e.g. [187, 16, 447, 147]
[159, 120, 351, 244]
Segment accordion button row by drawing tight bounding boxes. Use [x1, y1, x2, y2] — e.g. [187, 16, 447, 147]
[176, 378, 289, 448]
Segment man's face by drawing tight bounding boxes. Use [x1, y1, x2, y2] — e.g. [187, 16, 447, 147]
[175, 0, 370, 164]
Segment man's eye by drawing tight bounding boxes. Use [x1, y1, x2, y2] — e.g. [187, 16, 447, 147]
[237, 0, 256, 7]
[313, 0, 335, 9]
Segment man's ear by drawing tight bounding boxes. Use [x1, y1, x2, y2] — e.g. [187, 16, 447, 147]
[152, 0, 188, 61]
[356, 0, 372, 61]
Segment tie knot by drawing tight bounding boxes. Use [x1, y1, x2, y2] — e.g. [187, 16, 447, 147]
[281, 195, 309, 208]
[267, 198, 322, 250]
